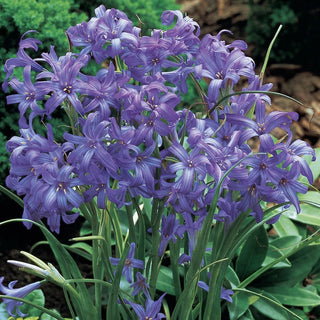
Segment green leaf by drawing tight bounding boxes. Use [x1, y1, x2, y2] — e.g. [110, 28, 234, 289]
[262, 244, 291, 268]
[287, 309, 309, 320]
[20, 289, 45, 317]
[79, 220, 92, 236]
[107, 244, 130, 320]
[262, 287, 320, 306]
[284, 204, 320, 226]
[236, 226, 268, 280]
[142, 197, 152, 223]
[225, 266, 240, 287]
[251, 293, 289, 320]
[299, 191, 320, 204]
[0, 303, 9, 320]
[273, 215, 301, 237]
[68, 242, 93, 261]
[239, 309, 255, 320]
[256, 245, 320, 287]
[270, 235, 302, 256]
[156, 266, 175, 296]
[228, 291, 250, 320]
[0, 185, 23, 208]
[239, 288, 304, 320]
[38, 310, 64, 320]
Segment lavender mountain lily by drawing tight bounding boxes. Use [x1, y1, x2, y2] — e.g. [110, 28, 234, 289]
[0, 5, 317, 320]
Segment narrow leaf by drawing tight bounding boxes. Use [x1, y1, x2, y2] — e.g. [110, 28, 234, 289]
[262, 287, 320, 307]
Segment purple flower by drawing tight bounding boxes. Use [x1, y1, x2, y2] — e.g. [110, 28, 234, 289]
[167, 142, 210, 194]
[197, 31, 255, 104]
[121, 30, 177, 81]
[215, 194, 242, 230]
[6, 65, 45, 128]
[127, 143, 162, 192]
[29, 163, 82, 233]
[130, 272, 150, 297]
[64, 112, 118, 177]
[2, 30, 43, 92]
[110, 243, 144, 283]
[107, 118, 141, 166]
[280, 138, 316, 184]
[96, 8, 139, 59]
[273, 162, 308, 213]
[158, 214, 184, 256]
[6, 124, 59, 196]
[198, 276, 233, 303]
[125, 293, 166, 320]
[78, 63, 126, 118]
[161, 10, 200, 54]
[139, 81, 180, 124]
[225, 100, 299, 142]
[66, 20, 100, 56]
[230, 75, 273, 115]
[180, 213, 205, 257]
[245, 134, 287, 184]
[0, 277, 40, 317]
[36, 50, 90, 116]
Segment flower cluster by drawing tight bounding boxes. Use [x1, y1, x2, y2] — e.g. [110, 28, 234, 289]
[2, 5, 315, 318]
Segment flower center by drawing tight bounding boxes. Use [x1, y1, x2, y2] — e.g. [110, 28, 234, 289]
[257, 123, 266, 133]
[63, 83, 72, 94]
[152, 57, 160, 65]
[260, 163, 267, 169]
[215, 70, 223, 79]
[125, 259, 132, 266]
[280, 178, 288, 185]
[25, 91, 35, 100]
[187, 160, 194, 168]
[56, 182, 67, 193]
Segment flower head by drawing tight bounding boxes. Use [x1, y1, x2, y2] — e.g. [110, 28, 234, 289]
[130, 272, 150, 297]
[110, 243, 144, 283]
[2, 30, 43, 92]
[158, 214, 184, 256]
[0, 277, 40, 317]
[125, 293, 166, 320]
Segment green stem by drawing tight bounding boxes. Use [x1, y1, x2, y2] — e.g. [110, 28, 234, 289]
[132, 197, 146, 263]
[149, 198, 164, 299]
[125, 194, 137, 244]
[203, 260, 230, 320]
[259, 24, 283, 84]
[91, 204, 103, 320]
[202, 210, 251, 319]
[170, 240, 182, 298]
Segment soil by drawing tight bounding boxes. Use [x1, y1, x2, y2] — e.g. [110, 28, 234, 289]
[1, 1, 320, 318]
